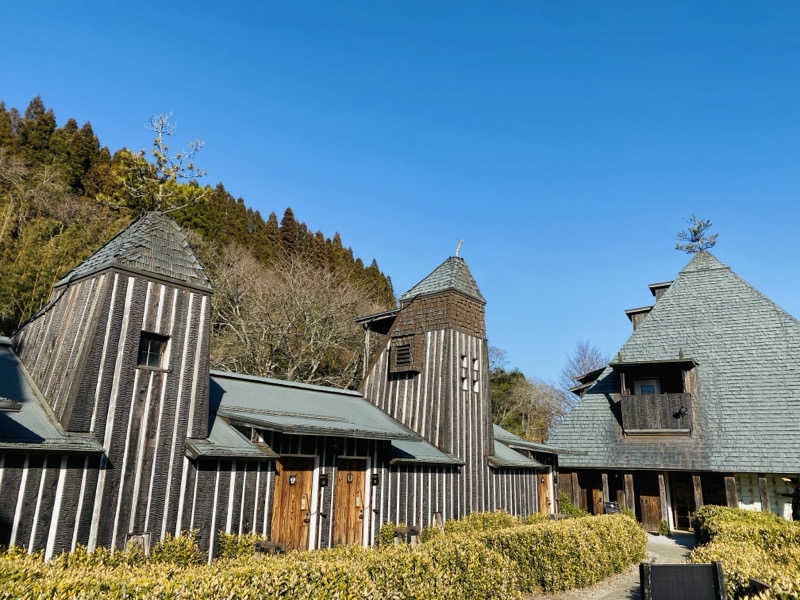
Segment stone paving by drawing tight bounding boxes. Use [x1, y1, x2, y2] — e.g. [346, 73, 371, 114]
[534, 533, 696, 600]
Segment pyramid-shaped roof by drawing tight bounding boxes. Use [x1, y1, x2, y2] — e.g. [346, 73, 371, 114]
[549, 250, 800, 474]
[56, 212, 211, 291]
[400, 256, 485, 303]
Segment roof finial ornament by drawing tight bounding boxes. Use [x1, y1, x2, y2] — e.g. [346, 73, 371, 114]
[454, 239, 463, 257]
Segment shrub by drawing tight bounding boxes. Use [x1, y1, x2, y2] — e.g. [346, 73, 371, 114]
[523, 512, 548, 525]
[216, 532, 266, 559]
[620, 507, 635, 520]
[689, 505, 800, 599]
[478, 514, 647, 592]
[149, 530, 203, 566]
[419, 525, 444, 543]
[557, 491, 589, 518]
[657, 519, 670, 536]
[378, 521, 396, 546]
[443, 510, 521, 534]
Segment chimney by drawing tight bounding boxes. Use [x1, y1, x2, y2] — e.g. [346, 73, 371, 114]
[625, 306, 652, 330]
[648, 281, 673, 301]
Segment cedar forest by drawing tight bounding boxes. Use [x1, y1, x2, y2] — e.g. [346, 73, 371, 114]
[0, 97, 598, 440]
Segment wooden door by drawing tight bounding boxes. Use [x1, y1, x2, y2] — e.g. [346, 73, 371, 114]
[270, 457, 314, 551]
[670, 473, 696, 530]
[332, 458, 366, 546]
[537, 474, 550, 514]
[592, 488, 604, 515]
[640, 495, 662, 532]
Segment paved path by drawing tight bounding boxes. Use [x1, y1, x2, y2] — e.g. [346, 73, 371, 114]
[533, 533, 696, 600]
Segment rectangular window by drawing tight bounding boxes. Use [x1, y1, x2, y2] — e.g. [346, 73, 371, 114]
[460, 355, 468, 368]
[395, 344, 412, 367]
[472, 379, 480, 392]
[635, 378, 661, 395]
[461, 377, 468, 391]
[137, 332, 169, 369]
[472, 358, 479, 371]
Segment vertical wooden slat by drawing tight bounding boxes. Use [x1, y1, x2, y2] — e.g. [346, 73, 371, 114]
[724, 476, 738, 507]
[692, 474, 704, 509]
[601, 473, 610, 503]
[758, 477, 770, 514]
[658, 473, 669, 529]
[624, 473, 635, 513]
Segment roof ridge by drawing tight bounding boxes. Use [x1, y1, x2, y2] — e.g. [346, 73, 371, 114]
[400, 255, 485, 303]
[209, 369, 363, 396]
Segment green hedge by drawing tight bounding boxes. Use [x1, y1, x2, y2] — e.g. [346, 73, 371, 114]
[443, 510, 521, 534]
[478, 514, 647, 592]
[0, 536, 519, 600]
[689, 506, 800, 600]
[0, 514, 645, 599]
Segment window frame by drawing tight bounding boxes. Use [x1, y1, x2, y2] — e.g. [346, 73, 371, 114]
[137, 331, 170, 370]
[634, 378, 661, 395]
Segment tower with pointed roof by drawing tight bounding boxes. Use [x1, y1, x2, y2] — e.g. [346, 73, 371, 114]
[13, 211, 214, 551]
[359, 254, 550, 519]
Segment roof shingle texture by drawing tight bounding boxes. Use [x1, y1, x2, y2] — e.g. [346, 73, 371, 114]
[56, 211, 211, 291]
[400, 256, 485, 303]
[549, 251, 800, 474]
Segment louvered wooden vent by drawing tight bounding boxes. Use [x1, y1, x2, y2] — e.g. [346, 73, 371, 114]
[394, 344, 411, 367]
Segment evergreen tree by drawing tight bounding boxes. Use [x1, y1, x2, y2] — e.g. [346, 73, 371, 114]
[280, 207, 298, 254]
[675, 214, 718, 253]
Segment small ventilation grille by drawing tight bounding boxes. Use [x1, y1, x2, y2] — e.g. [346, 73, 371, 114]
[395, 344, 412, 366]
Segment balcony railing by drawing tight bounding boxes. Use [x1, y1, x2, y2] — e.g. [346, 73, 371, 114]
[620, 392, 692, 434]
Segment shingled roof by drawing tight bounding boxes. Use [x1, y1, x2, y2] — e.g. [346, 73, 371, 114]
[549, 251, 800, 474]
[400, 256, 485, 303]
[55, 212, 211, 291]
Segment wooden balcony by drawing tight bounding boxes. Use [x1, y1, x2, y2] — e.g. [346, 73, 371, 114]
[620, 392, 692, 434]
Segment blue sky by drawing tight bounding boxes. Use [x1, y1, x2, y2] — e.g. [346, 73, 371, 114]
[4, 2, 800, 383]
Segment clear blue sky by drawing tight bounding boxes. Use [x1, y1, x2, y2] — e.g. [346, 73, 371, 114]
[4, 2, 800, 383]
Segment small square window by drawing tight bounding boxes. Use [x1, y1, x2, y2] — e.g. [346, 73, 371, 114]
[137, 332, 168, 369]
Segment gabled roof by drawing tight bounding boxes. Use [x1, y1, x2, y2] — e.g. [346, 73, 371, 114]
[55, 212, 211, 292]
[0, 339, 102, 454]
[400, 256, 485, 303]
[549, 251, 800, 473]
[488, 440, 546, 469]
[185, 415, 277, 460]
[210, 370, 419, 441]
[390, 438, 464, 465]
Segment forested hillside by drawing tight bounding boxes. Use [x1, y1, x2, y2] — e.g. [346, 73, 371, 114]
[0, 97, 394, 387]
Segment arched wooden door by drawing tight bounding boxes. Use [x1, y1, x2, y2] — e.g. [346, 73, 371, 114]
[332, 458, 366, 546]
[270, 457, 314, 551]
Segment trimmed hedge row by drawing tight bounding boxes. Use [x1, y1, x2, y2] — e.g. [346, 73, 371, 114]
[0, 513, 646, 599]
[0, 537, 520, 600]
[478, 514, 647, 592]
[689, 506, 800, 600]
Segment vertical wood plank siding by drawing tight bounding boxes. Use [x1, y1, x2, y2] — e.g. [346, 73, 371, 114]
[363, 329, 540, 524]
[3, 270, 247, 557]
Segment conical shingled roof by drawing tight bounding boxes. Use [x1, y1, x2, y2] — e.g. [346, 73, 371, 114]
[55, 211, 212, 291]
[400, 256, 485, 303]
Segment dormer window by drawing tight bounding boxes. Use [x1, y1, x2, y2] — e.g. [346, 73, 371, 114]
[634, 378, 661, 395]
[138, 332, 169, 369]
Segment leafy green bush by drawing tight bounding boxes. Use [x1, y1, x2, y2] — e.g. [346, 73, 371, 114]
[419, 525, 444, 543]
[443, 510, 521, 534]
[216, 532, 266, 559]
[478, 514, 647, 592]
[689, 505, 800, 599]
[523, 512, 548, 525]
[692, 505, 800, 547]
[149, 530, 203, 566]
[620, 507, 635, 520]
[378, 521, 396, 546]
[0, 535, 521, 599]
[557, 491, 589, 518]
[657, 519, 670, 536]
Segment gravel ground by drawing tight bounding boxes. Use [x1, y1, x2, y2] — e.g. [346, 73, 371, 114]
[532, 533, 696, 600]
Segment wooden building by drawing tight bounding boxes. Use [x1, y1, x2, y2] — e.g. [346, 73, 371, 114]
[549, 251, 800, 531]
[0, 212, 554, 560]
